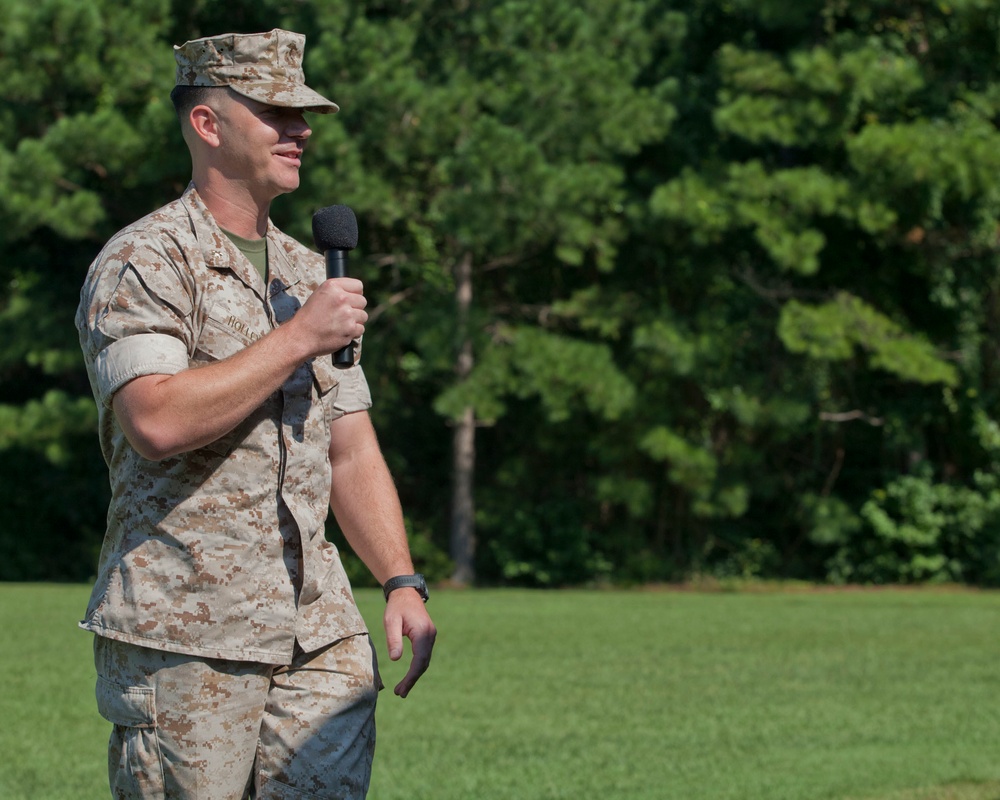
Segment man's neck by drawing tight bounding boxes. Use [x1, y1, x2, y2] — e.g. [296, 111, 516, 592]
[193, 174, 270, 239]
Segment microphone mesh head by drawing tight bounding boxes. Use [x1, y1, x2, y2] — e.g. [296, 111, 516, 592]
[312, 204, 358, 251]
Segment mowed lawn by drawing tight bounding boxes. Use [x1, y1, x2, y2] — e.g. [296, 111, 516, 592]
[1, 583, 998, 800]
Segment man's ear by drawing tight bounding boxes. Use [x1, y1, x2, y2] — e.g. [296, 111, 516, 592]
[189, 104, 222, 148]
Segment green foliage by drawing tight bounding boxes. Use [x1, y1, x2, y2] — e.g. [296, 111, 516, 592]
[822, 407, 1000, 585]
[479, 500, 613, 587]
[629, 0, 1000, 586]
[0, 0, 173, 243]
[433, 326, 636, 425]
[5, 0, 1000, 587]
[826, 469, 1000, 585]
[778, 292, 959, 385]
[0, 391, 97, 464]
[329, 517, 453, 589]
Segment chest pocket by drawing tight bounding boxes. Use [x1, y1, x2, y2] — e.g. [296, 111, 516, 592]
[192, 304, 267, 458]
[197, 300, 268, 362]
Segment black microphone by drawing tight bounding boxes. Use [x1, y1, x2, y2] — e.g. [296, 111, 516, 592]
[312, 204, 359, 369]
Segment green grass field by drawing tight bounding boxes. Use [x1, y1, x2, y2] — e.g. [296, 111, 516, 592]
[1, 583, 998, 800]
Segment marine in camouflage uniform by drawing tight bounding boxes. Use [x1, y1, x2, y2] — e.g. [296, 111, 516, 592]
[76, 29, 436, 800]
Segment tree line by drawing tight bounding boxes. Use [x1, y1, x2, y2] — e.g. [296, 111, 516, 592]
[2, 0, 1000, 587]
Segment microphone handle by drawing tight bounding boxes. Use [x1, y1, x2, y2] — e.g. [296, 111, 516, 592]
[326, 250, 355, 369]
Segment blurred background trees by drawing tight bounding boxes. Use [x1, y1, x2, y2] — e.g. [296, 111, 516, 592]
[2, 0, 1000, 587]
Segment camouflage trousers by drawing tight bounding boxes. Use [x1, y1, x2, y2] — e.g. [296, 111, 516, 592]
[93, 633, 381, 799]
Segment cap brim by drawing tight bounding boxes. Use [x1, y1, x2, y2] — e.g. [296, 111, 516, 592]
[230, 82, 339, 114]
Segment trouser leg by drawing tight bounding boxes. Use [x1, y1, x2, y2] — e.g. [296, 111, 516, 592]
[255, 634, 381, 800]
[94, 636, 270, 799]
[93, 633, 380, 800]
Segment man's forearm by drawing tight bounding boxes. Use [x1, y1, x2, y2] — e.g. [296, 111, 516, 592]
[113, 321, 313, 460]
[329, 411, 437, 696]
[112, 276, 366, 460]
[328, 413, 415, 585]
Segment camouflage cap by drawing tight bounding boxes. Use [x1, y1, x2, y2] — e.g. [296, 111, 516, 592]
[174, 29, 339, 114]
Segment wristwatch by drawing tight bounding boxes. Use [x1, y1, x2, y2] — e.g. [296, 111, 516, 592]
[382, 573, 429, 603]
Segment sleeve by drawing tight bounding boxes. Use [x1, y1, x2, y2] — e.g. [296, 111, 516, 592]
[278, 231, 374, 416]
[312, 356, 373, 418]
[78, 234, 196, 407]
[332, 363, 374, 415]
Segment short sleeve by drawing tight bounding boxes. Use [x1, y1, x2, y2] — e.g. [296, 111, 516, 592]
[78, 235, 195, 407]
[333, 364, 374, 415]
[93, 333, 190, 406]
[312, 356, 373, 419]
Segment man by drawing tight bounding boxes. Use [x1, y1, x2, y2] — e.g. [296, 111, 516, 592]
[75, 29, 436, 799]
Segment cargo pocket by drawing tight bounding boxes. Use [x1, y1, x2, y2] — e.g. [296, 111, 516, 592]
[96, 676, 164, 796]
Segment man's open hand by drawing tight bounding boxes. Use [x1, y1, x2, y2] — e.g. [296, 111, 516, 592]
[383, 588, 437, 698]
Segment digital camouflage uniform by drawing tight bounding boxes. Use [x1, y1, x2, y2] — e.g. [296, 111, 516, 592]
[76, 29, 382, 799]
[77, 183, 371, 662]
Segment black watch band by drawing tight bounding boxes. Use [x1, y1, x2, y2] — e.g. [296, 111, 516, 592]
[382, 573, 429, 603]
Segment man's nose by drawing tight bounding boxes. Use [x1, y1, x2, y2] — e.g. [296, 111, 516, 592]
[289, 116, 312, 140]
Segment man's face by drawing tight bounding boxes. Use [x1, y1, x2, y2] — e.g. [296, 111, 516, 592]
[211, 92, 313, 202]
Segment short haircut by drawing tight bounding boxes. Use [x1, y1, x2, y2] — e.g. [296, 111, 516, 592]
[169, 85, 230, 122]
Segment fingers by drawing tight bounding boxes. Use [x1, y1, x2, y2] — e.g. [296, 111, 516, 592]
[328, 279, 368, 339]
[335, 276, 365, 291]
[299, 278, 368, 354]
[384, 594, 437, 699]
[394, 621, 435, 698]
[323, 278, 368, 322]
[326, 276, 366, 304]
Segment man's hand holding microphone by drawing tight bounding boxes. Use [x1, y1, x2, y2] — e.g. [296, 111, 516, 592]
[290, 205, 368, 362]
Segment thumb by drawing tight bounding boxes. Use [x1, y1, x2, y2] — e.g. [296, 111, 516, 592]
[384, 608, 403, 661]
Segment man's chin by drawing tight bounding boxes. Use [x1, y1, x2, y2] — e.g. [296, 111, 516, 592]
[271, 175, 301, 197]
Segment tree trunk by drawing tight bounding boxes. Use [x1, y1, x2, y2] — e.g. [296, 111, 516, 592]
[450, 252, 476, 585]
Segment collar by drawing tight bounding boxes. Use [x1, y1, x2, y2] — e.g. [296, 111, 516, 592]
[180, 182, 272, 299]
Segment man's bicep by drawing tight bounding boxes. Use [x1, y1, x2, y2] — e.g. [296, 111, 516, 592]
[112, 374, 172, 417]
[328, 410, 379, 466]
[111, 374, 176, 452]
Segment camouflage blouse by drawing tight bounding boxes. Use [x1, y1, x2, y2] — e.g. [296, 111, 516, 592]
[76, 184, 370, 664]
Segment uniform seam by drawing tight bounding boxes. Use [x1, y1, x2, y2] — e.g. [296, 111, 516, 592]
[81, 621, 296, 665]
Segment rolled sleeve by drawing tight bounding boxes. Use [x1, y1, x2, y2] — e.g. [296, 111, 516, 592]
[333, 364, 373, 415]
[78, 233, 198, 407]
[93, 333, 191, 407]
